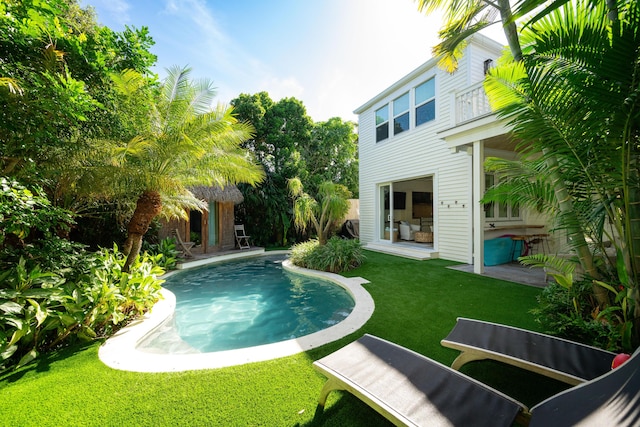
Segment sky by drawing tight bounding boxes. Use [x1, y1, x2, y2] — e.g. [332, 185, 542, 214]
[81, 0, 507, 123]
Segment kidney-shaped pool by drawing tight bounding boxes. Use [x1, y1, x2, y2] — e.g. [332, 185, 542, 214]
[139, 254, 355, 353]
[99, 251, 374, 372]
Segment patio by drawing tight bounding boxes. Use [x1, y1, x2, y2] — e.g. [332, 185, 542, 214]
[449, 262, 548, 287]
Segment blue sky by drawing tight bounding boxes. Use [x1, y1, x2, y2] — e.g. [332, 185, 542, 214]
[82, 0, 506, 122]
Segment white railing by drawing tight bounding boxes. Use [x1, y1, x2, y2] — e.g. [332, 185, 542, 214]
[455, 81, 492, 124]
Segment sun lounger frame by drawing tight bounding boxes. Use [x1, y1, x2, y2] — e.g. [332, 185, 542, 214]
[441, 317, 616, 385]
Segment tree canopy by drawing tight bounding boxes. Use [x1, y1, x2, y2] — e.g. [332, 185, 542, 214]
[231, 92, 358, 246]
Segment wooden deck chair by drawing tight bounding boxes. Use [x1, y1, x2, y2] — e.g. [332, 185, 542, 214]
[172, 228, 195, 258]
[313, 334, 640, 427]
[234, 224, 251, 250]
[441, 317, 616, 385]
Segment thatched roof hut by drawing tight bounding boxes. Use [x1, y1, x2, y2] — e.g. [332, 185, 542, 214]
[190, 185, 244, 205]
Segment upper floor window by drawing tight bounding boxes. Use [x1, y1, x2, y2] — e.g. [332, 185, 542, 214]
[415, 78, 435, 126]
[376, 105, 389, 142]
[393, 92, 410, 135]
[484, 174, 520, 221]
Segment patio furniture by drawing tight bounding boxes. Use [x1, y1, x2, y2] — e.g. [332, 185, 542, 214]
[414, 231, 433, 243]
[234, 224, 251, 250]
[172, 229, 195, 258]
[313, 333, 640, 427]
[441, 317, 615, 385]
[313, 334, 525, 427]
[399, 222, 420, 241]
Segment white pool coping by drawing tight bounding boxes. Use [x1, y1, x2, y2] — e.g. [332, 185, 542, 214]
[98, 252, 374, 372]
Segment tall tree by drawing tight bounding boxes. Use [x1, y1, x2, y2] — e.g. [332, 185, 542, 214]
[415, 0, 522, 71]
[483, 0, 640, 342]
[0, 0, 156, 184]
[231, 93, 312, 246]
[415, 0, 623, 306]
[305, 117, 359, 197]
[87, 67, 264, 270]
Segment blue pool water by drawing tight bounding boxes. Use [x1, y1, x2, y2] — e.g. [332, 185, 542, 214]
[143, 254, 354, 353]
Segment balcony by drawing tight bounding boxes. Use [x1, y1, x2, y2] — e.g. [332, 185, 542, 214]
[455, 81, 492, 125]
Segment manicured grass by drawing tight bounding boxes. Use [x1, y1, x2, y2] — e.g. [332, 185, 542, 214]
[0, 251, 568, 426]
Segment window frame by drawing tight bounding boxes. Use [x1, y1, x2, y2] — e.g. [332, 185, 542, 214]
[415, 78, 436, 127]
[392, 92, 410, 136]
[375, 104, 389, 143]
[373, 76, 437, 142]
[484, 173, 521, 222]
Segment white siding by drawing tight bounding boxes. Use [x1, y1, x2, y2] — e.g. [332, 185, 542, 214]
[357, 35, 504, 264]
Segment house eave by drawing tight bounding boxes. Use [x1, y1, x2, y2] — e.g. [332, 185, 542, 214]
[353, 34, 506, 116]
[353, 56, 440, 115]
[438, 114, 512, 149]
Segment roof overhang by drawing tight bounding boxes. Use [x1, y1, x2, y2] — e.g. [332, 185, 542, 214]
[438, 114, 513, 150]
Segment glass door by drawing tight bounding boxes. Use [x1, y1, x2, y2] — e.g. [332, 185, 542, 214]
[207, 201, 218, 248]
[379, 185, 391, 241]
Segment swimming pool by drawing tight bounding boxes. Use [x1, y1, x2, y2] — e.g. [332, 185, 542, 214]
[139, 254, 354, 353]
[99, 251, 375, 372]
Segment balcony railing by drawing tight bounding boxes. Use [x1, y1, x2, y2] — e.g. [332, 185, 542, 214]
[455, 81, 492, 124]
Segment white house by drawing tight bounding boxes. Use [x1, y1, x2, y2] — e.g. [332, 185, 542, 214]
[355, 33, 550, 274]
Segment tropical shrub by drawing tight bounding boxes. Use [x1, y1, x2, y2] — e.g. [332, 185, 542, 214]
[0, 179, 165, 372]
[290, 237, 364, 273]
[531, 281, 620, 351]
[289, 178, 351, 245]
[142, 237, 178, 270]
[0, 247, 164, 372]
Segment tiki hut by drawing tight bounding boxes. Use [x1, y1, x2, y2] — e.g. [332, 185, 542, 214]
[161, 185, 244, 253]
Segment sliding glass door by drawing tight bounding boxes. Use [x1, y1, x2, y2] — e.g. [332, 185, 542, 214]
[379, 184, 391, 241]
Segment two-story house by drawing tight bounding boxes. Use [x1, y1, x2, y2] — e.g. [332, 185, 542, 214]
[355, 33, 549, 274]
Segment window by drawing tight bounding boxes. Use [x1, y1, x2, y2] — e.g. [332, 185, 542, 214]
[393, 92, 410, 135]
[415, 78, 435, 126]
[376, 105, 389, 142]
[484, 173, 520, 221]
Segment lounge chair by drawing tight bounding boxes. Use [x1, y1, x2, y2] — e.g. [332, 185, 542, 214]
[314, 334, 526, 427]
[172, 228, 195, 258]
[441, 317, 615, 385]
[313, 334, 640, 427]
[234, 224, 251, 250]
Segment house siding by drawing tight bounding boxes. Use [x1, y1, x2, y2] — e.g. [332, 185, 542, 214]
[356, 34, 504, 264]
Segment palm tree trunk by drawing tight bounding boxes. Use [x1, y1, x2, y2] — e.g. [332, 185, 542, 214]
[544, 151, 609, 306]
[497, 0, 522, 62]
[122, 190, 163, 271]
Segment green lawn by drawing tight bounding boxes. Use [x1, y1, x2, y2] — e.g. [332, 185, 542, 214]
[0, 251, 568, 426]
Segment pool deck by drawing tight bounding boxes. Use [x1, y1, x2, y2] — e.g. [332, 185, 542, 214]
[98, 251, 375, 372]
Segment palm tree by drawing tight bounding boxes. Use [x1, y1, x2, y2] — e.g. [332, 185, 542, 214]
[288, 178, 351, 245]
[414, 0, 584, 71]
[415, 0, 630, 307]
[415, 0, 522, 71]
[483, 0, 640, 340]
[89, 66, 264, 270]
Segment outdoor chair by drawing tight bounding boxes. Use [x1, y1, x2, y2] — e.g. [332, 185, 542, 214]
[313, 333, 640, 427]
[441, 317, 616, 385]
[399, 222, 420, 241]
[172, 228, 195, 258]
[234, 224, 251, 250]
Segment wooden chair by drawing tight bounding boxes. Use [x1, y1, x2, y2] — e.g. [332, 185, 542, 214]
[172, 229, 195, 258]
[234, 225, 251, 250]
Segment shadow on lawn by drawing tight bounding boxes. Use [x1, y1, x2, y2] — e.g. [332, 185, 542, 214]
[0, 340, 100, 384]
